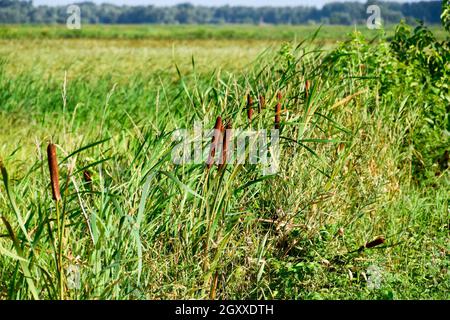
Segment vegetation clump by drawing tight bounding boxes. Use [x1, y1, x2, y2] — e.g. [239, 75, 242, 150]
[0, 8, 448, 299]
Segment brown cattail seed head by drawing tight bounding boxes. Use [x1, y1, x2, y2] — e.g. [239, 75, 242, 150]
[247, 94, 253, 123]
[47, 143, 61, 202]
[275, 92, 282, 129]
[259, 95, 265, 112]
[219, 121, 232, 170]
[207, 117, 223, 169]
[365, 236, 385, 249]
[247, 93, 253, 107]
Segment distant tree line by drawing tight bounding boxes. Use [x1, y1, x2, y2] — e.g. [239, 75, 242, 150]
[0, 0, 443, 25]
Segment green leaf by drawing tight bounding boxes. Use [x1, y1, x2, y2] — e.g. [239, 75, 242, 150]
[1, 216, 40, 300]
[0, 244, 27, 262]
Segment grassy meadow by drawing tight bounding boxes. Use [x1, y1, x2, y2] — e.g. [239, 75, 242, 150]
[0, 24, 449, 300]
[1, 24, 448, 41]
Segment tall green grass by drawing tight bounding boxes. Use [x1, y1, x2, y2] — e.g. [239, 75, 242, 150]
[0, 24, 448, 300]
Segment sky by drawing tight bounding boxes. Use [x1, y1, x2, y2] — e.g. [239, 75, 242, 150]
[32, 0, 437, 7]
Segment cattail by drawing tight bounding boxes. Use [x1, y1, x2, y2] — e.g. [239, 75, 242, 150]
[258, 95, 265, 112]
[275, 92, 282, 129]
[219, 121, 232, 170]
[365, 236, 385, 249]
[47, 143, 61, 202]
[206, 117, 223, 169]
[246, 94, 253, 123]
[305, 80, 311, 99]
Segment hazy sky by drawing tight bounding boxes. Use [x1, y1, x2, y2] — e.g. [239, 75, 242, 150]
[32, 0, 436, 7]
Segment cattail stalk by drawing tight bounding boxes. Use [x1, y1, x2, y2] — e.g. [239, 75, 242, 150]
[365, 236, 385, 249]
[275, 92, 282, 129]
[47, 143, 61, 202]
[47, 142, 65, 299]
[355, 236, 386, 253]
[219, 121, 232, 170]
[246, 94, 253, 123]
[206, 117, 223, 169]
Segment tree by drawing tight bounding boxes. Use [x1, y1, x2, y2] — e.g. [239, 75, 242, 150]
[0, 0, 444, 26]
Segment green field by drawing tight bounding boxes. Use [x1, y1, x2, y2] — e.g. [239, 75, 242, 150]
[0, 23, 449, 300]
[0, 24, 447, 41]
